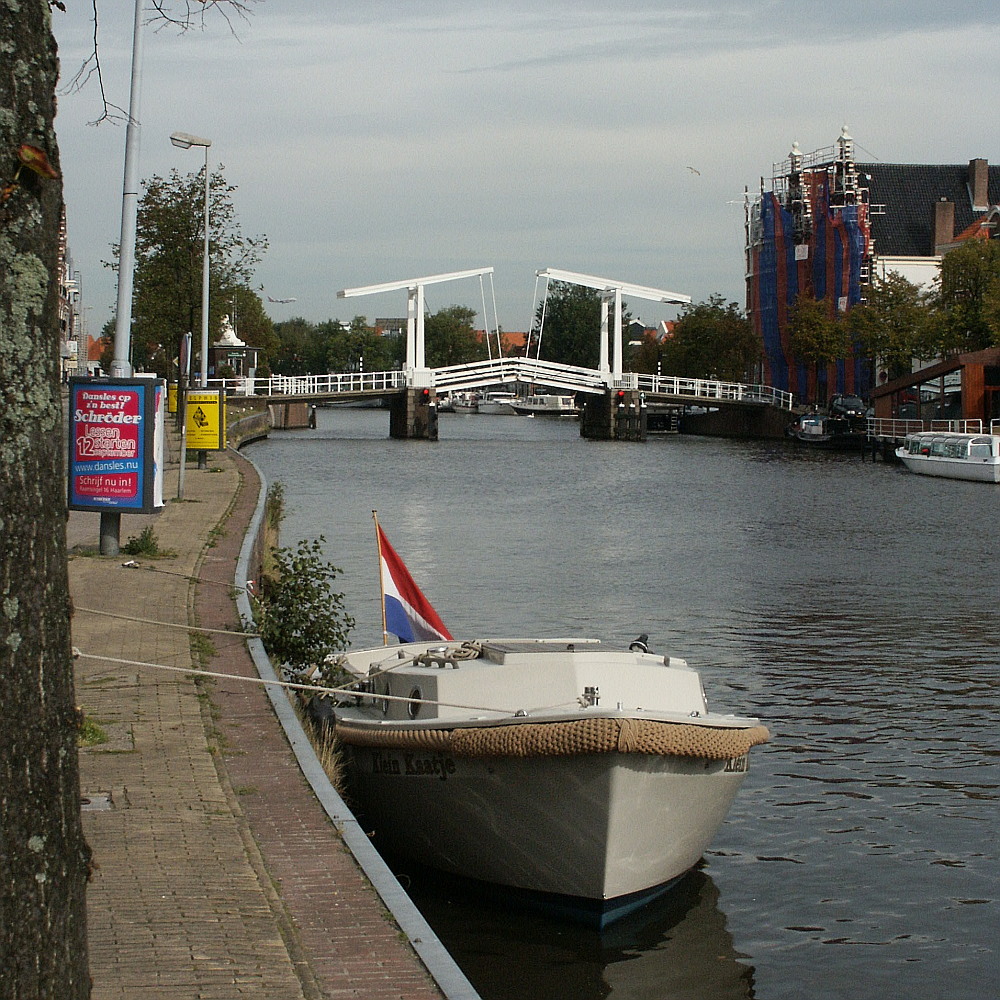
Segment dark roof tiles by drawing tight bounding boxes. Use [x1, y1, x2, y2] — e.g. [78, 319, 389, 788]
[859, 162, 1000, 257]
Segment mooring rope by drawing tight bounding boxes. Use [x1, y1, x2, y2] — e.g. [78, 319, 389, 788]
[75, 606, 259, 638]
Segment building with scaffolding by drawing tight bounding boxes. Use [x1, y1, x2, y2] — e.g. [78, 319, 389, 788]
[746, 128, 1000, 408]
[745, 127, 873, 405]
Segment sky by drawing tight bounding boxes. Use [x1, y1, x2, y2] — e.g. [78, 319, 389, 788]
[51, 1, 1000, 343]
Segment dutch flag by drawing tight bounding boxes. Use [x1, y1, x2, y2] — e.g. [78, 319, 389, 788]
[375, 521, 452, 644]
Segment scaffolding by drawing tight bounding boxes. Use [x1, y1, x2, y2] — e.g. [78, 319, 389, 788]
[745, 127, 875, 402]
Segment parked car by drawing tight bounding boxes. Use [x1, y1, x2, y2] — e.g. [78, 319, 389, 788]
[828, 394, 866, 418]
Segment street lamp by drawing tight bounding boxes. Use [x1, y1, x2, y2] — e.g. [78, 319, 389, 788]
[170, 131, 212, 388]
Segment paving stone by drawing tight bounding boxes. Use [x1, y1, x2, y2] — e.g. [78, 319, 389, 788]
[72, 447, 445, 1000]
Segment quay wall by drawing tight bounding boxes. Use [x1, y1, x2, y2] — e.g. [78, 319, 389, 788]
[680, 404, 793, 440]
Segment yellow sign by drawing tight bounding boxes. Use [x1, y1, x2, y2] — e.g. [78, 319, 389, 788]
[185, 389, 227, 450]
[167, 383, 178, 413]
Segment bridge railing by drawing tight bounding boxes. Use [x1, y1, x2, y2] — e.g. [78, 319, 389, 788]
[627, 373, 795, 410]
[210, 371, 407, 396]
[433, 356, 607, 392]
[207, 364, 793, 410]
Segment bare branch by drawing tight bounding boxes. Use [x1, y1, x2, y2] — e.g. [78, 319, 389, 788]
[61, 1, 130, 125]
[149, 0, 259, 36]
[59, 0, 261, 126]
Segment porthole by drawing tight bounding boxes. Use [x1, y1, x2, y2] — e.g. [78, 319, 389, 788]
[407, 687, 422, 720]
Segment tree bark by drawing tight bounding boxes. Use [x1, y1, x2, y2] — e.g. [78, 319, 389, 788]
[1, 3, 91, 996]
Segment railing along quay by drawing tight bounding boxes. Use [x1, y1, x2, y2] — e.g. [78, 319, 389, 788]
[867, 417, 997, 442]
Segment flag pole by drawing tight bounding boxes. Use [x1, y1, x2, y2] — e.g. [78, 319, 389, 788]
[372, 510, 389, 646]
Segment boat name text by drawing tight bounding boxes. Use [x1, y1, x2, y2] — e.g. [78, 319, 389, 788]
[372, 751, 456, 781]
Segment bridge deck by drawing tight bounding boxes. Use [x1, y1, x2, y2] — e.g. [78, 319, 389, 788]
[206, 359, 794, 411]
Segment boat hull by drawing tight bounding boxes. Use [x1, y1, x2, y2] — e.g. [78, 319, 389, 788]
[897, 451, 1000, 482]
[342, 742, 749, 913]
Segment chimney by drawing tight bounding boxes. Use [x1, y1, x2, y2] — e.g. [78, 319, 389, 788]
[968, 158, 989, 211]
[933, 198, 954, 253]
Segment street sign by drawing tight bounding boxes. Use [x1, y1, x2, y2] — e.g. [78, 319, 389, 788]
[185, 388, 226, 450]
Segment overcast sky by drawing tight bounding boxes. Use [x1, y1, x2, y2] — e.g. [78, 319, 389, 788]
[52, 1, 1000, 341]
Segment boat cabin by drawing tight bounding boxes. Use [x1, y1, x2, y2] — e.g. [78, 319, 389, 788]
[902, 432, 999, 460]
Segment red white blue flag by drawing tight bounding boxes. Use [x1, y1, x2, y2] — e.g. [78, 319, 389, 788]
[376, 522, 452, 644]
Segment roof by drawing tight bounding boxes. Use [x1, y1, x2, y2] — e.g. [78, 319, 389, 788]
[859, 162, 1000, 258]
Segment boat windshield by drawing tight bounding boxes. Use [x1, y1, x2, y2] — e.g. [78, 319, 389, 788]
[969, 437, 994, 459]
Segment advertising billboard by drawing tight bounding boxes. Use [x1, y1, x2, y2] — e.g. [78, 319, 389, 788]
[68, 377, 166, 513]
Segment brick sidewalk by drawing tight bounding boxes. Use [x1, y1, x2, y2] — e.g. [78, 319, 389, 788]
[71, 448, 445, 999]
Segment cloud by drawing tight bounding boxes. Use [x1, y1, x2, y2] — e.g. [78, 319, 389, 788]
[51, 0, 1000, 336]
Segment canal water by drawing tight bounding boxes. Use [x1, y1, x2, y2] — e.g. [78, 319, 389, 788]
[244, 409, 998, 1000]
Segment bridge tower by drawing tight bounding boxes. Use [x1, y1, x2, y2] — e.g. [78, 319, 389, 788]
[339, 267, 496, 439]
[534, 269, 690, 439]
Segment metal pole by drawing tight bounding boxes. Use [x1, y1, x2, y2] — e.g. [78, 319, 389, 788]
[177, 385, 188, 499]
[200, 144, 210, 389]
[111, 0, 144, 379]
[198, 145, 210, 469]
[102, 0, 144, 556]
[177, 331, 192, 499]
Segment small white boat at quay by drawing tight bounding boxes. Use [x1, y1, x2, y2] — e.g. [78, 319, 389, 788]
[511, 393, 580, 417]
[896, 429, 1000, 482]
[322, 636, 769, 927]
[445, 391, 478, 414]
[475, 391, 518, 415]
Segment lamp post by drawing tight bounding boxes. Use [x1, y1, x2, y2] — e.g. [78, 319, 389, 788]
[169, 132, 212, 388]
[171, 132, 212, 471]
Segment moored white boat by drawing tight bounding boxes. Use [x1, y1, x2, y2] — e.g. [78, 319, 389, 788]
[510, 393, 580, 417]
[896, 429, 1000, 482]
[475, 391, 518, 415]
[322, 637, 769, 926]
[446, 391, 478, 414]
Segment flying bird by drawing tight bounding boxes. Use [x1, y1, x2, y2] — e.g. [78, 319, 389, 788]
[267, 295, 297, 303]
[686, 166, 701, 175]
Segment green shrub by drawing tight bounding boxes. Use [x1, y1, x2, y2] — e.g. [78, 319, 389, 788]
[253, 536, 354, 673]
[122, 526, 159, 556]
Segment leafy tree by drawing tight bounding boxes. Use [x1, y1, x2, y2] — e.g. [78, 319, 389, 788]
[2, 6, 90, 996]
[786, 293, 849, 367]
[254, 538, 355, 673]
[850, 271, 931, 375]
[105, 166, 268, 376]
[271, 317, 319, 375]
[934, 238, 1000, 354]
[351, 315, 405, 372]
[424, 305, 483, 367]
[660, 294, 759, 380]
[533, 282, 632, 369]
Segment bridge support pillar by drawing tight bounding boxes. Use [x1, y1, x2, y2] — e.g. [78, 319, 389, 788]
[389, 388, 439, 440]
[580, 390, 646, 442]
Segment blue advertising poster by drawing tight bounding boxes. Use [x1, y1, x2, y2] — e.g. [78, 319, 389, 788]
[68, 378, 165, 513]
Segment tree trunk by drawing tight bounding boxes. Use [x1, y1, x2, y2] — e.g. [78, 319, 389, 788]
[1, 4, 91, 996]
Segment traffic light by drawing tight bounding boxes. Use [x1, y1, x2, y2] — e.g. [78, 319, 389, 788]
[616, 390, 626, 406]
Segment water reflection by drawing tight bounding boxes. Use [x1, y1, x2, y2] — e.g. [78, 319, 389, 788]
[401, 867, 755, 1000]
